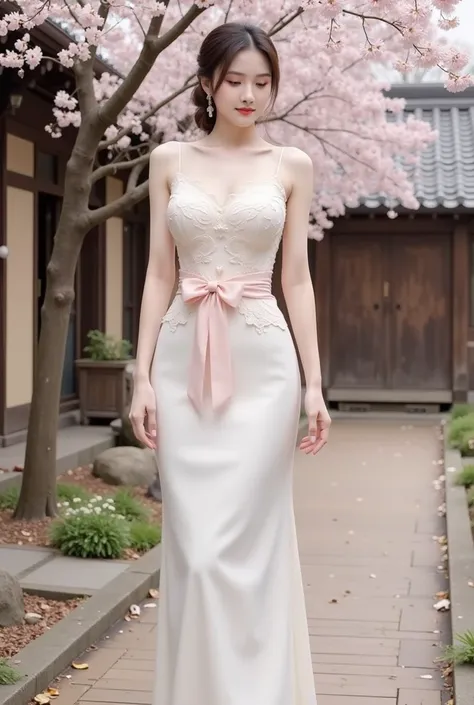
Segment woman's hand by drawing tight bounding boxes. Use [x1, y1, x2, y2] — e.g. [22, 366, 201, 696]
[129, 380, 157, 450]
[299, 386, 331, 455]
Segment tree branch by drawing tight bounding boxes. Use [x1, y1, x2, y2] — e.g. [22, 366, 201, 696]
[281, 117, 389, 175]
[91, 151, 152, 184]
[72, 2, 110, 121]
[98, 2, 205, 130]
[74, 58, 98, 119]
[127, 160, 149, 192]
[224, 0, 235, 23]
[98, 75, 198, 150]
[268, 7, 304, 36]
[87, 180, 149, 227]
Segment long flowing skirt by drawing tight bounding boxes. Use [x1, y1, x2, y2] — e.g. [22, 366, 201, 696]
[151, 308, 317, 705]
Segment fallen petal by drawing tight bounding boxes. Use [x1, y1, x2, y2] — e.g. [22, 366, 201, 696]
[34, 696, 50, 705]
[433, 598, 450, 612]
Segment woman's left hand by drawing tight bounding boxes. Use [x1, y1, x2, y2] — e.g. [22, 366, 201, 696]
[299, 386, 331, 455]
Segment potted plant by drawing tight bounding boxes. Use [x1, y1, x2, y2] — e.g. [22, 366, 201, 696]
[75, 330, 133, 425]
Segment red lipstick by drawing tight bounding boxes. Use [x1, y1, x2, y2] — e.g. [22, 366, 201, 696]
[236, 108, 254, 115]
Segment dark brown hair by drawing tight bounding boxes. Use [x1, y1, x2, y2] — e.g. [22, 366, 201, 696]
[192, 22, 280, 134]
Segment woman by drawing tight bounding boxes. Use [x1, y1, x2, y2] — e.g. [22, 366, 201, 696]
[130, 20, 331, 705]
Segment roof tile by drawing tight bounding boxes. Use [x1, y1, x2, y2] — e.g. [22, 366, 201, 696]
[359, 84, 474, 210]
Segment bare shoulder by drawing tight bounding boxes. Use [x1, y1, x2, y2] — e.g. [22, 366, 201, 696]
[150, 140, 180, 165]
[281, 147, 313, 199]
[283, 146, 313, 176]
[149, 141, 181, 186]
[150, 140, 179, 162]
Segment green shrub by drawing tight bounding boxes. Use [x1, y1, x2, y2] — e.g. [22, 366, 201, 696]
[83, 329, 132, 361]
[50, 513, 130, 559]
[112, 489, 149, 522]
[455, 465, 474, 488]
[129, 521, 161, 552]
[0, 658, 21, 685]
[459, 430, 474, 457]
[50, 491, 159, 559]
[444, 630, 474, 664]
[0, 486, 19, 511]
[56, 483, 92, 504]
[451, 404, 474, 421]
[448, 413, 474, 449]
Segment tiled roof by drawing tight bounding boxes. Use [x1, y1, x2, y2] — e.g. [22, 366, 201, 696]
[359, 84, 474, 211]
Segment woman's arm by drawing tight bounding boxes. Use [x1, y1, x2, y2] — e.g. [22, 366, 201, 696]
[281, 148, 321, 390]
[280, 147, 330, 453]
[133, 142, 177, 385]
[129, 142, 177, 448]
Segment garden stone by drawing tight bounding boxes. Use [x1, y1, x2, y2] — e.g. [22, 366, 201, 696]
[0, 569, 24, 626]
[146, 471, 162, 502]
[92, 446, 157, 486]
[25, 612, 42, 625]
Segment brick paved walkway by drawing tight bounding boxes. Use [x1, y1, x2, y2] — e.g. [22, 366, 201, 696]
[50, 418, 450, 705]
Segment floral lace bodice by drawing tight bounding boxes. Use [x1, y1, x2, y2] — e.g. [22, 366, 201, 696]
[161, 151, 289, 335]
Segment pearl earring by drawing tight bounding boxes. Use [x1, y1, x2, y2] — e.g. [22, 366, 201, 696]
[207, 93, 214, 118]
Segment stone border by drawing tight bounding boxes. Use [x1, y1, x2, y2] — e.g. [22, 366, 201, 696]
[0, 434, 114, 492]
[443, 431, 474, 705]
[0, 544, 161, 705]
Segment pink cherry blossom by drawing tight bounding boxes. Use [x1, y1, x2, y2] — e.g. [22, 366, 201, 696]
[438, 16, 459, 30]
[0, 0, 470, 237]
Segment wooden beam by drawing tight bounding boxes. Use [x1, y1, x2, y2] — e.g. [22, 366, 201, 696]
[314, 234, 330, 392]
[0, 116, 6, 439]
[452, 223, 470, 401]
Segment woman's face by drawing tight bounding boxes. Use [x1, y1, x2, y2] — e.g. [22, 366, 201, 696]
[207, 48, 273, 127]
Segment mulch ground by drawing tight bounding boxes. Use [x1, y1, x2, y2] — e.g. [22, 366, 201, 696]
[0, 466, 162, 660]
[0, 593, 83, 660]
[0, 464, 162, 556]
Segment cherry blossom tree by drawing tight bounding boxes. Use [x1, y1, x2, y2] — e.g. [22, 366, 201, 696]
[0, 0, 471, 519]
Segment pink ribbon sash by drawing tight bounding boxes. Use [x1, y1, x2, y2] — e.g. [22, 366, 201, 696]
[180, 270, 274, 413]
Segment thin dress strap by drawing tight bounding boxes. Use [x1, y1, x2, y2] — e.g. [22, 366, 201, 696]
[275, 146, 284, 176]
[178, 141, 182, 174]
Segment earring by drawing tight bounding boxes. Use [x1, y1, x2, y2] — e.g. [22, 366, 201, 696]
[206, 93, 214, 118]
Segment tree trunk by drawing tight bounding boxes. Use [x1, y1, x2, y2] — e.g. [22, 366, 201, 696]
[13, 221, 85, 520]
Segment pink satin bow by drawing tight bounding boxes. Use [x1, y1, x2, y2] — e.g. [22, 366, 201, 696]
[180, 270, 273, 413]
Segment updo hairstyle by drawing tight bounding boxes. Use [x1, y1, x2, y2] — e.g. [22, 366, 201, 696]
[192, 22, 280, 133]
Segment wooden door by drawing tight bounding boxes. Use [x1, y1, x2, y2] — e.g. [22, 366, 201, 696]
[330, 230, 451, 394]
[330, 235, 387, 388]
[388, 235, 451, 390]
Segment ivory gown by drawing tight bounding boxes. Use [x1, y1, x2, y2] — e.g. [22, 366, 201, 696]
[151, 142, 317, 705]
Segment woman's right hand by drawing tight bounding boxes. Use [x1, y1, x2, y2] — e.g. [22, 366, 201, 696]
[129, 380, 157, 450]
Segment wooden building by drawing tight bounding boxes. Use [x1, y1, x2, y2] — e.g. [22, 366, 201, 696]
[0, 15, 149, 446]
[301, 84, 474, 410]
